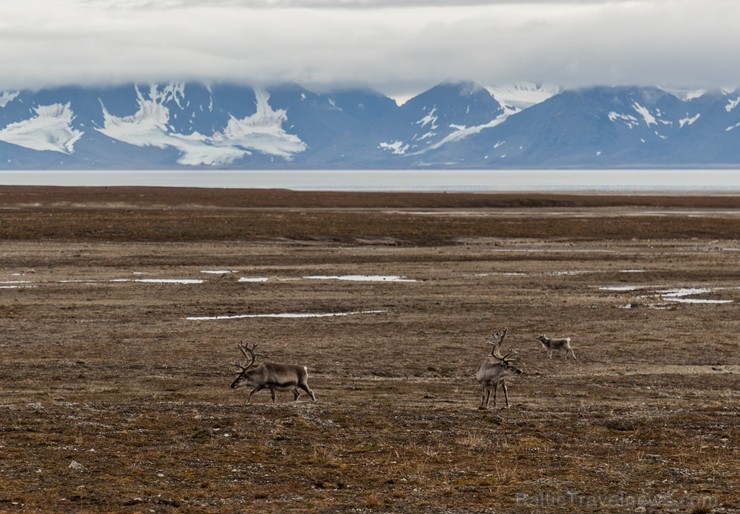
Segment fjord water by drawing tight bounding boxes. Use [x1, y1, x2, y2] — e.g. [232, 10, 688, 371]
[0, 169, 739, 192]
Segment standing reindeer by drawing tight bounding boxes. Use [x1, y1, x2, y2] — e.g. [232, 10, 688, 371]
[537, 334, 576, 360]
[230, 342, 316, 403]
[475, 327, 524, 409]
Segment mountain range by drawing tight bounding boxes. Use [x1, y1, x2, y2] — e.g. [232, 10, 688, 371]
[0, 81, 738, 169]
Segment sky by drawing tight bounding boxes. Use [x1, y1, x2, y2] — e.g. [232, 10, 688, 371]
[2, 0, 739, 99]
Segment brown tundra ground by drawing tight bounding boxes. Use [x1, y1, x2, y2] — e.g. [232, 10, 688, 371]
[0, 186, 738, 513]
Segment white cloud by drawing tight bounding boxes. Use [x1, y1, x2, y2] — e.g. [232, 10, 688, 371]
[1, 0, 739, 97]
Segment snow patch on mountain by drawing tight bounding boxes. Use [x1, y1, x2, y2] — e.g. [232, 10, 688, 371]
[609, 111, 639, 129]
[0, 91, 20, 108]
[98, 85, 174, 149]
[679, 113, 701, 128]
[213, 88, 307, 159]
[378, 140, 409, 155]
[632, 103, 657, 126]
[661, 87, 706, 101]
[0, 103, 83, 154]
[726, 96, 740, 112]
[383, 104, 517, 157]
[176, 134, 248, 167]
[416, 108, 439, 130]
[414, 109, 516, 154]
[487, 83, 560, 111]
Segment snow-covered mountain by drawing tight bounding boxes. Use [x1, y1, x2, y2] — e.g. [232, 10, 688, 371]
[428, 86, 740, 167]
[0, 81, 738, 169]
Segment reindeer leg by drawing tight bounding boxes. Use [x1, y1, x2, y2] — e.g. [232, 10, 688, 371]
[502, 380, 510, 408]
[299, 383, 316, 402]
[269, 385, 277, 403]
[292, 388, 300, 401]
[248, 385, 265, 403]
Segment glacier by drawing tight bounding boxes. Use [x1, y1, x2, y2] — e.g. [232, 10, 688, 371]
[486, 83, 560, 112]
[0, 103, 83, 154]
[98, 85, 247, 166]
[96, 84, 305, 166]
[213, 88, 307, 159]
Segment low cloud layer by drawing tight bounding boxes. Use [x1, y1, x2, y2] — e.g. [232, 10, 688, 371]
[2, 0, 739, 97]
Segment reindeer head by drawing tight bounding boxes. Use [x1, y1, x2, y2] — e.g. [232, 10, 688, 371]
[486, 327, 508, 356]
[230, 342, 263, 389]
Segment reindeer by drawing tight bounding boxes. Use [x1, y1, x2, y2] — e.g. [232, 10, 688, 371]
[475, 328, 524, 409]
[230, 342, 316, 403]
[537, 334, 576, 360]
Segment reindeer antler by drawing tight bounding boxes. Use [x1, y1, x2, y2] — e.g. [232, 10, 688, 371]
[492, 350, 519, 363]
[234, 342, 262, 371]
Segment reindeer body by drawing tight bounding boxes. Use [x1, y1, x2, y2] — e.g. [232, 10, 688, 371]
[537, 334, 576, 360]
[476, 356, 524, 409]
[230, 343, 316, 403]
[475, 327, 524, 409]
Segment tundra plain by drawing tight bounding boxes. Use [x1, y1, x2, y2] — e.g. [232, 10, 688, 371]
[0, 187, 738, 513]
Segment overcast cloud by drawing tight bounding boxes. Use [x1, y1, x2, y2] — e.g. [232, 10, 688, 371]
[2, 0, 739, 98]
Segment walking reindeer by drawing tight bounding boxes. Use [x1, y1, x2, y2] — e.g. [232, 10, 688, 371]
[475, 327, 524, 409]
[537, 334, 576, 360]
[230, 342, 316, 403]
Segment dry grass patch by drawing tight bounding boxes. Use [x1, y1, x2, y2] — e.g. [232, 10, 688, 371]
[0, 189, 738, 512]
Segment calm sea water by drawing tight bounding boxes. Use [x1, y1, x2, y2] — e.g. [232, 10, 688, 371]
[1, 169, 739, 192]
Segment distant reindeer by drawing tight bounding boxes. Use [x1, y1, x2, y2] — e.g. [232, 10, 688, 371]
[230, 342, 316, 403]
[537, 334, 576, 360]
[475, 327, 524, 409]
